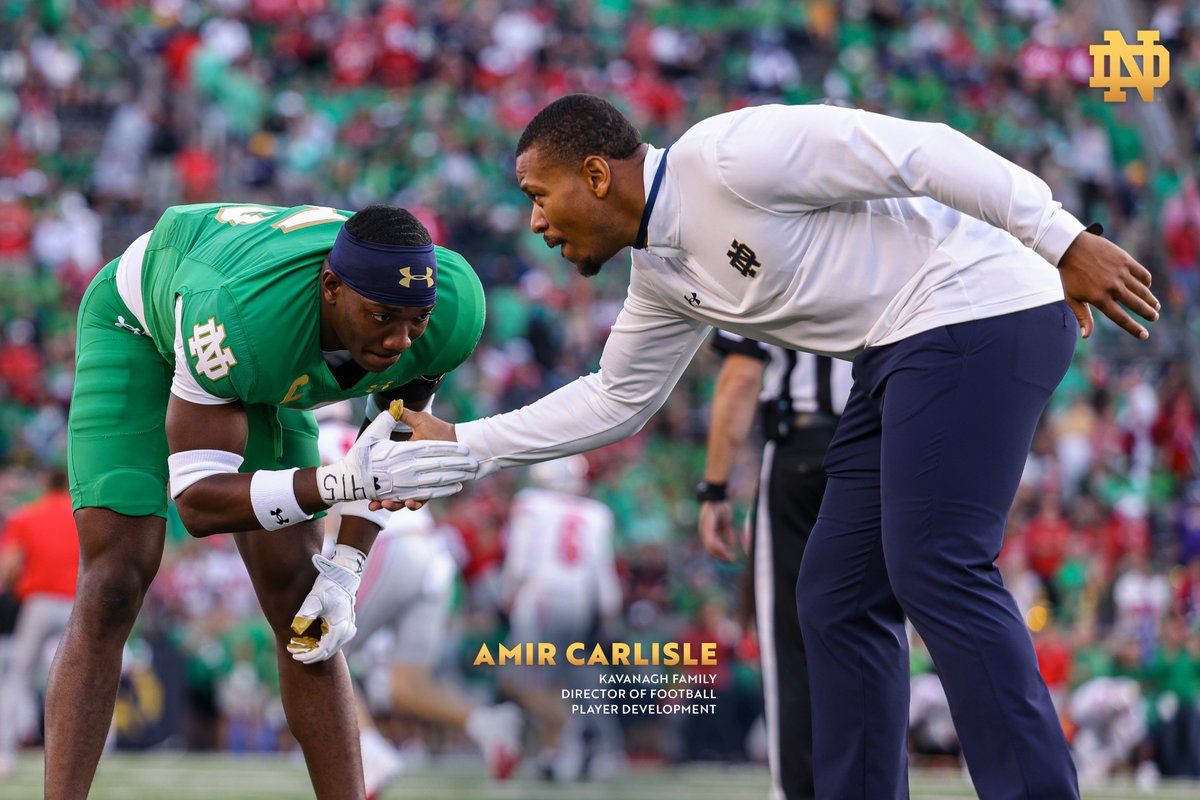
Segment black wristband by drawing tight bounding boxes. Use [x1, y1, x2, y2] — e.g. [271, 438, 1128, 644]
[695, 480, 728, 503]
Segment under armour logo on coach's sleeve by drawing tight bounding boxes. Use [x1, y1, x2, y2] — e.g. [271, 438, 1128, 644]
[685, 292, 702, 307]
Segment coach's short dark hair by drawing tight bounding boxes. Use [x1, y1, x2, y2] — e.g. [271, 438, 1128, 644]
[345, 205, 431, 247]
[516, 94, 642, 165]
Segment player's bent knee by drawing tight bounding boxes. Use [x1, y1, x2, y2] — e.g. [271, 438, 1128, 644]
[257, 573, 321, 631]
[77, 568, 151, 633]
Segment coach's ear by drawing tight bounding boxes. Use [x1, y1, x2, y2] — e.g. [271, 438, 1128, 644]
[399, 407, 456, 443]
[582, 155, 612, 198]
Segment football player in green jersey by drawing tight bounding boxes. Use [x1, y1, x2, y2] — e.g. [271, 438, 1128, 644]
[48, 204, 485, 800]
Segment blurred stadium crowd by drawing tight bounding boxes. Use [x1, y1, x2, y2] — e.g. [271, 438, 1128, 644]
[2, 0, 1200, 784]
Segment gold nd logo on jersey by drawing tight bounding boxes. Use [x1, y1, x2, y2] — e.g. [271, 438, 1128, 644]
[188, 317, 238, 380]
[1090, 30, 1169, 102]
[398, 267, 435, 289]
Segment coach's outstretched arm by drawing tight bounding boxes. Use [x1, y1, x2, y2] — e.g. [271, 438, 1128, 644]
[165, 395, 475, 537]
[392, 275, 711, 501]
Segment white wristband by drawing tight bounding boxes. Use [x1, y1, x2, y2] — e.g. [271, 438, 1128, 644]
[331, 543, 367, 575]
[250, 468, 312, 530]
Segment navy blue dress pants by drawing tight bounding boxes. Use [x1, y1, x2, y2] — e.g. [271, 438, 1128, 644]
[796, 302, 1079, 800]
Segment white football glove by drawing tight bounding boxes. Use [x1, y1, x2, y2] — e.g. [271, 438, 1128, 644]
[287, 544, 364, 664]
[315, 401, 478, 504]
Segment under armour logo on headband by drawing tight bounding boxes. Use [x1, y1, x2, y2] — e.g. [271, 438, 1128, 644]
[399, 267, 435, 289]
[329, 224, 438, 307]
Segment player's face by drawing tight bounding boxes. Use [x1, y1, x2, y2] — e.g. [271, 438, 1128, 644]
[322, 270, 432, 372]
[517, 148, 626, 277]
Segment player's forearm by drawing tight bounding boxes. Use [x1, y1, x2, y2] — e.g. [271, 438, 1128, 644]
[174, 468, 328, 537]
[335, 512, 381, 555]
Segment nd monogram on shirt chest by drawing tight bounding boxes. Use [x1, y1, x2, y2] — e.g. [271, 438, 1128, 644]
[652, 231, 803, 319]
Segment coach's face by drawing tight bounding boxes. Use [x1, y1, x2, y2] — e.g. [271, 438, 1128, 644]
[517, 147, 627, 277]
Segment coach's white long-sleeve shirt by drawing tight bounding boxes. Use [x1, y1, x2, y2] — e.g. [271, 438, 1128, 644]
[457, 104, 1083, 473]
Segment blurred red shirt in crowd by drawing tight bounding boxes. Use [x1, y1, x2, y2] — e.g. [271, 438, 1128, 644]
[0, 196, 32, 260]
[1026, 498, 1072, 584]
[1, 473, 78, 601]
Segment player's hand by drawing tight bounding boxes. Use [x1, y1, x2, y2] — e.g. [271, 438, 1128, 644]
[287, 549, 363, 664]
[699, 499, 739, 562]
[315, 400, 403, 503]
[369, 438, 476, 501]
[370, 406, 467, 511]
[1057, 229, 1159, 340]
[316, 400, 477, 505]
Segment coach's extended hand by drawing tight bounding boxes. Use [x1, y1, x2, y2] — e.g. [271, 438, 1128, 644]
[319, 402, 476, 513]
[371, 407, 465, 511]
[400, 405, 458, 443]
[1057, 228, 1160, 340]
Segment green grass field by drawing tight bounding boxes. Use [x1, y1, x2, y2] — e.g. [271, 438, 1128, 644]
[4, 754, 1199, 800]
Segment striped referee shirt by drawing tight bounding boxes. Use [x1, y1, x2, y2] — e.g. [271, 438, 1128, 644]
[712, 330, 852, 417]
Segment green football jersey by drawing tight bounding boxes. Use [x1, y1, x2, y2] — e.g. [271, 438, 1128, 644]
[138, 203, 485, 409]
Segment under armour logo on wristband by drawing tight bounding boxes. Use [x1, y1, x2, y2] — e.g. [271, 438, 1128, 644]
[271, 508, 289, 525]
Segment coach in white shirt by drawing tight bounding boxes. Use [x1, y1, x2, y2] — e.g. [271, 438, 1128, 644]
[395, 95, 1159, 800]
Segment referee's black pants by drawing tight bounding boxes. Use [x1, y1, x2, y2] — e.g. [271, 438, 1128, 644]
[796, 302, 1079, 800]
[753, 425, 834, 800]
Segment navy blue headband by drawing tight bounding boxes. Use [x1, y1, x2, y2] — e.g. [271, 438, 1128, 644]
[329, 226, 438, 307]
